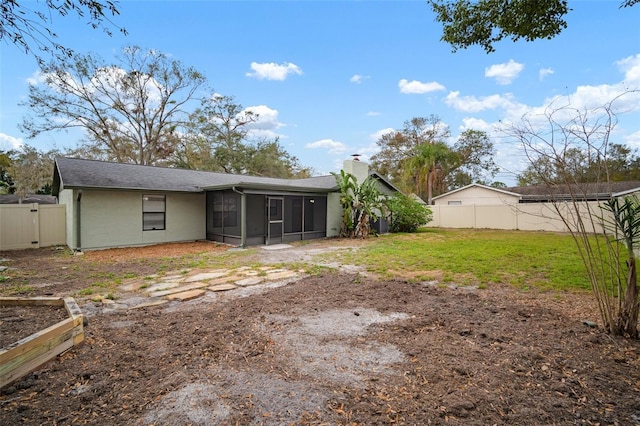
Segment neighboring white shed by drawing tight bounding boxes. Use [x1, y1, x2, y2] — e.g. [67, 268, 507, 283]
[432, 183, 521, 206]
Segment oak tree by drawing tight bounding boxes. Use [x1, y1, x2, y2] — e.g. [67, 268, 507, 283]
[21, 46, 206, 165]
[429, 0, 638, 53]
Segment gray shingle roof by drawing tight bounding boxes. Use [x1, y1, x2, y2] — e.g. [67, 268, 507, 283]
[506, 181, 640, 201]
[53, 157, 338, 195]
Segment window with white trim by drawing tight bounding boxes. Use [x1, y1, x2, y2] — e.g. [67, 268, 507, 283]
[143, 194, 166, 230]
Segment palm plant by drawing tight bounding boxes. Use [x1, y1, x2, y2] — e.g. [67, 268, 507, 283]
[600, 195, 640, 337]
[333, 170, 358, 237]
[332, 171, 386, 238]
[404, 142, 457, 204]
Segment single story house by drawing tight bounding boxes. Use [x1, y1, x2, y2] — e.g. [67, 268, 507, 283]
[432, 182, 640, 205]
[52, 157, 397, 250]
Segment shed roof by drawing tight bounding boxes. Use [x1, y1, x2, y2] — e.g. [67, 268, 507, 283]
[431, 183, 522, 201]
[52, 157, 340, 195]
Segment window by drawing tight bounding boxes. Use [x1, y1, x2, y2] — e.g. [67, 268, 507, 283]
[143, 194, 166, 230]
[447, 200, 462, 206]
[223, 197, 238, 227]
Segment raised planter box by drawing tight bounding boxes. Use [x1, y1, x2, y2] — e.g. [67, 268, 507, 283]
[0, 297, 84, 389]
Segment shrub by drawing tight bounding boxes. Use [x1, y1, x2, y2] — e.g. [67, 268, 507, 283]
[388, 193, 432, 233]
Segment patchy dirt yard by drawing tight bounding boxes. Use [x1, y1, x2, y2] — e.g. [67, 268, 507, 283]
[1, 240, 640, 425]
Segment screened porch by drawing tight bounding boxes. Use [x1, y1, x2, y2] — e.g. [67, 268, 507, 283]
[206, 190, 328, 246]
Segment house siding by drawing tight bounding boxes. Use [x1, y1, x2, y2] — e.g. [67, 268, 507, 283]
[433, 186, 520, 205]
[58, 189, 76, 249]
[326, 193, 342, 237]
[75, 190, 205, 250]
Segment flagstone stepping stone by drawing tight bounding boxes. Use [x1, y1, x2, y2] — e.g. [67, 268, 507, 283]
[130, 300, 169, 309]
[235, 277, 264, 287]
[208, 283, 237, 292]
[145, 282, 181, 293]
[119, 280, 148, 292]
[166, 289, 205, 301]
[149, 282, 208, 297]
[207, 275, 245, 286]
[265, 270, 299, 280]
[184, 271, 229, 283]
[161, 274, 186, 281]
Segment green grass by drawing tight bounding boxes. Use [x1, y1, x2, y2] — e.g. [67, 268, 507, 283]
[3, 284, 34, 294]
[322, 228, 593, 291]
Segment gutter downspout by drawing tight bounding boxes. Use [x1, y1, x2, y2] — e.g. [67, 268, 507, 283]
[76, 190, 82, 252]
[232, 186, 246, 248]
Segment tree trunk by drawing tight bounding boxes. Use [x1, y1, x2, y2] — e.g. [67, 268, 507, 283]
[427, 169, 434, 205]
[617, 256, 639, 338]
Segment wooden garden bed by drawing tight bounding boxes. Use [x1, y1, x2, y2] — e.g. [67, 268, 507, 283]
[0, 297, 84, 389]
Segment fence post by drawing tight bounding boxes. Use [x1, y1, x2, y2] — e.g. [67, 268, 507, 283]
[30, 203, 40, 248]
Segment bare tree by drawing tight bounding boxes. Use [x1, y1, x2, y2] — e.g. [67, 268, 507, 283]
[503, 91, 640, 337]
[175, 94, 258, 173]
[21, 46, 207, 165]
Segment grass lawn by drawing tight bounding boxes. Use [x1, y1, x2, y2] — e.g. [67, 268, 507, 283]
[325, 228, 592, 292]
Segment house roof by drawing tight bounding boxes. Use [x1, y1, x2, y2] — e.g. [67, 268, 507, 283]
[506, 181, 640, 201]
[430, 181, 640, 204]
[52, 157, 340, 195]
[0, 194, 58, 204]
[431, 183, 522, 201]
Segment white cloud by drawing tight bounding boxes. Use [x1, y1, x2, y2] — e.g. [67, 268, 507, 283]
[0, 133, 23, 150]
[242, 105, 286, 140]
[305, 139, 348, 154]
[616, 53, 640, 85]
[366, 111, 381, 117]
[539, 67, 554, 81]
[624, 130, 640, 149]
[369, 127, 395, 142]
[485, 60, 524, 85]
[243, 105, 282, 130]
[350, 74, 370, 84]
[246, 62, 302, 81]
[398, 79, 445, 94]
[445, 91, 520, 113]
[459, 117, 493, 133]
[26, 70, 46, 86]
[356, 142, 380, 158]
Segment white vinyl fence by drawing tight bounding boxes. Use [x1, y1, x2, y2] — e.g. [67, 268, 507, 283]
[426, 201, 610, 233]
[0, 204, 66, 250]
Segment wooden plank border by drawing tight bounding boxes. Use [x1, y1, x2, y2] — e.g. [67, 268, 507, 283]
[0, 297, 84, 389]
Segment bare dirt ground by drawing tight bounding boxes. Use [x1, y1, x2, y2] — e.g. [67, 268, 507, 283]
[1, 240, 640, 425]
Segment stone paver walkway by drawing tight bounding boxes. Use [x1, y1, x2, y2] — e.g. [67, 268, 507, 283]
[115, 266, 302, 308]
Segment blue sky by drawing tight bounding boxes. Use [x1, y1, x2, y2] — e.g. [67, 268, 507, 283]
[1, 0, 639, 185]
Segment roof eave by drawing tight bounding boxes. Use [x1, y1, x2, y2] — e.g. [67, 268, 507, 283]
[202, 182, 337, 192]
[59, 184, 204, 193]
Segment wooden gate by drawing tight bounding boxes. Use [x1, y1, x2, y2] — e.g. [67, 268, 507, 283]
[0, 204, 66, 250]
